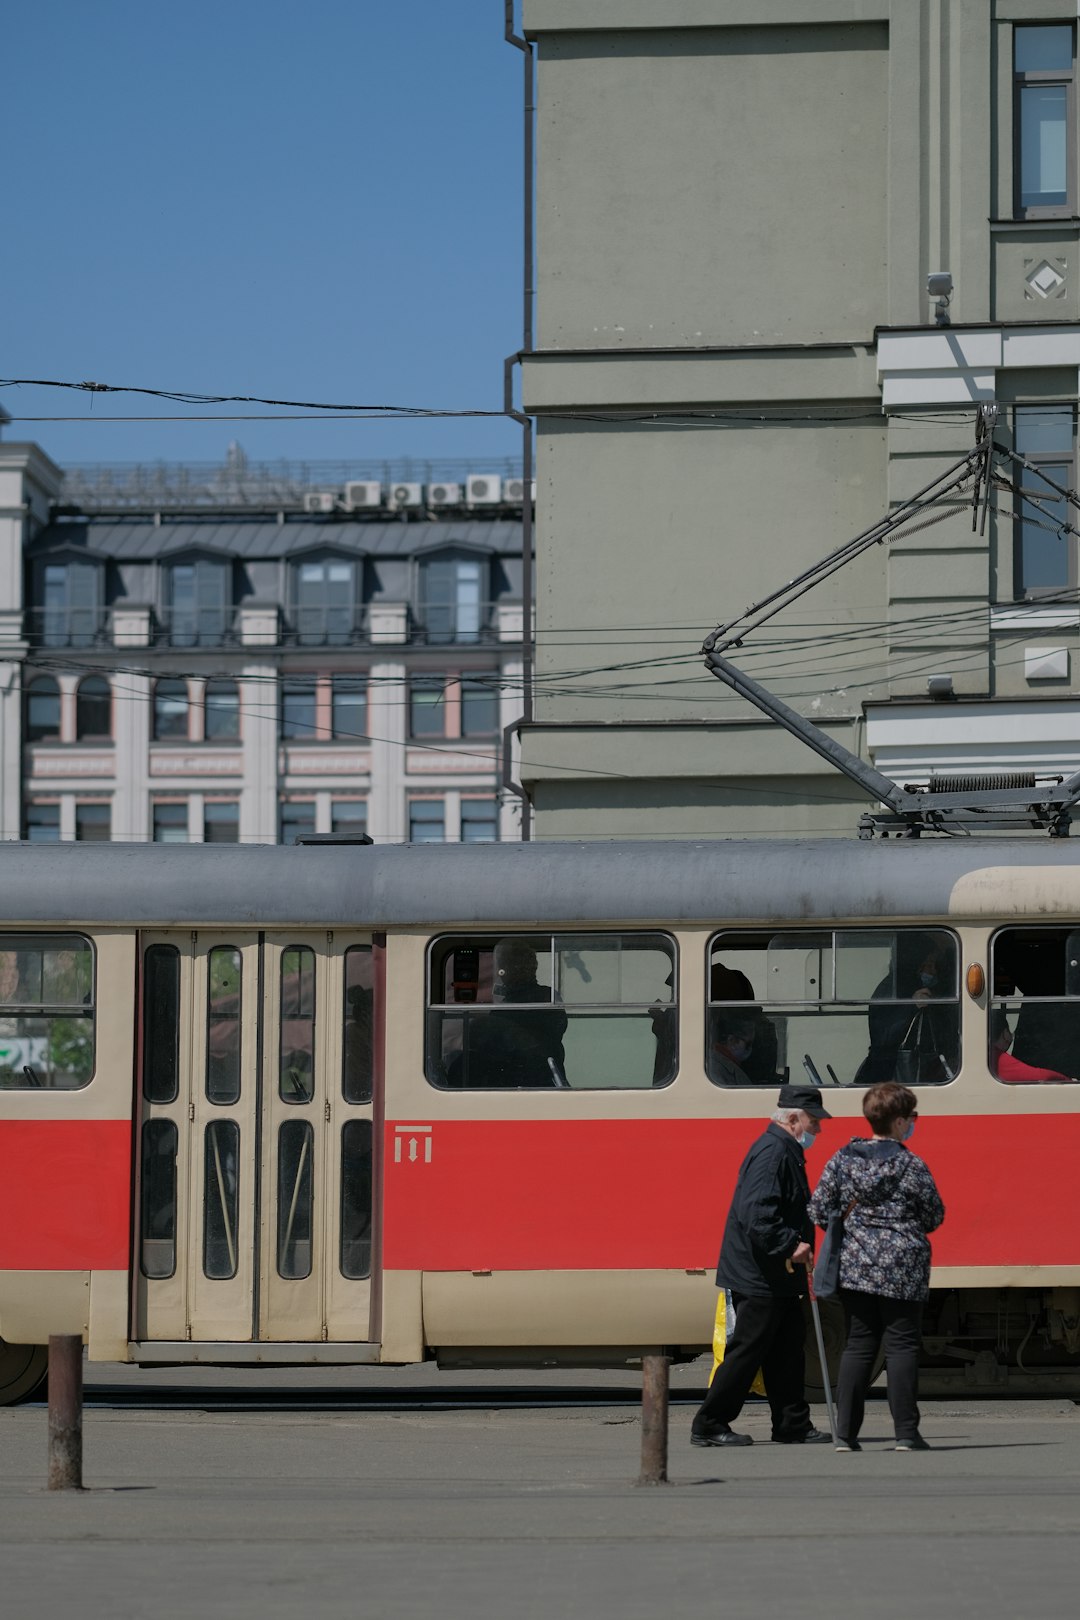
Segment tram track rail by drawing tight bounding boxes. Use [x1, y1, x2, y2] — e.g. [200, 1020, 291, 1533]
[71, 1383, 705, 1414]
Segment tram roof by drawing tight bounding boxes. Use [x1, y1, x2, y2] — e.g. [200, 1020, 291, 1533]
[1, 838, 1080, 929]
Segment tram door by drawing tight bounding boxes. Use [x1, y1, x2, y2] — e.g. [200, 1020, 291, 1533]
[135, 931, 376, 1347]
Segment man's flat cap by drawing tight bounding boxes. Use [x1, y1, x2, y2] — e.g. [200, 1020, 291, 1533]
[777, 1083, 832, 1120]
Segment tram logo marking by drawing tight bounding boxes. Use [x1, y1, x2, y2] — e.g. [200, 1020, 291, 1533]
[394, 1124, 433, 1164]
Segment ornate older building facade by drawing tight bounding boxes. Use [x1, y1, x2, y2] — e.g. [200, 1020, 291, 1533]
[0, 427, 526, 844]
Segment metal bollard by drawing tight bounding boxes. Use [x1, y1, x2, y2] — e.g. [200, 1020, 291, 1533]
[637, 1353, 670, 1486]
[47, 1335, 83, 1491]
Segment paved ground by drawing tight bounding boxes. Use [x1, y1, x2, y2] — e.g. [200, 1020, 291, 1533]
[1, 1363, 1078, 1620]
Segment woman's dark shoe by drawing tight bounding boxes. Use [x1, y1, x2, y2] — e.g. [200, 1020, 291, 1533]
[772, 1426, 831, 1444]
[834, 1438, 862, 1452]
[894, 1434, 930, 1451]
[691, 1425, 753, 1447]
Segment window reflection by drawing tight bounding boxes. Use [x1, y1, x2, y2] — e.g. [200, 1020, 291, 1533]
[708, 928, 959, 1088]
[426, 933, 677, 1090]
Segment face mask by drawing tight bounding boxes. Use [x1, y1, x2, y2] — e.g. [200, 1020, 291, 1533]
[919, 972, 937, 989]
[901, 1120, 915, 1142]
[728, 1038, 751, 1062]
[799, 1131, 816, 1150]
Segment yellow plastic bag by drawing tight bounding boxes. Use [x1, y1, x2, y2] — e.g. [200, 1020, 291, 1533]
[709, 1290, 766, 1396]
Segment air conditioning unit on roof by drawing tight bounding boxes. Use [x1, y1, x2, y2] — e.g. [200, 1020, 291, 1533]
[427, 481, 463, 508]
[502, 477, 536, 505]
[303, 491, 338, 514]
[387, 481, 423, 510]
[344, 480, 382, 510]
[465, 473, 501, 508]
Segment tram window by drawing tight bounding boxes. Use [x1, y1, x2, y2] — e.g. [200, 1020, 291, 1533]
[142, 944, 180, 1103]
[277, 1119, 314, 1279]
[425, 933, 677, 1090]
[0, 933, 94, 1090]
[140, 1117, 178, 1279]
[206, 947, 242, 1105]
[340, 1118, 373, 1279]
[203, 1120, 240, 1279]
[342, 946, 374, 1103]
[990, 927, 1080, 1083]
[279, 945, 315, 1102]
[708, 928, 960, 1089]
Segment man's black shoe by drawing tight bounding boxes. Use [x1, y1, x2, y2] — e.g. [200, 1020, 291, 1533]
[772, 1426, 831, 1444]
[691, 1426, 753, 1448]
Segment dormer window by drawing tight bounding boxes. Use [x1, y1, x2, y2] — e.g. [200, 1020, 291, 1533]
[294, 559, 357, 645]
[41, 560, 102, 647]
[167, 559, 230, 646]
[419, 557, 487, 643]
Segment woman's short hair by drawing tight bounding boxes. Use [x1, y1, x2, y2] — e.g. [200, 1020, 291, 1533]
[862, 1081, 917, 1134]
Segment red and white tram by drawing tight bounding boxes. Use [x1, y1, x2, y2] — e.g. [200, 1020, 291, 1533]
[1, 837, 1079, 1403]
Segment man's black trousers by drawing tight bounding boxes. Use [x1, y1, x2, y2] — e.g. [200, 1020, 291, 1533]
[692, 1293, 811, 1441]
[836, 1290, 923, 1444]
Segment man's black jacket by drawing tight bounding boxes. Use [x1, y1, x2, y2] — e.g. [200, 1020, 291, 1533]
[716, 1122, 814, 1298]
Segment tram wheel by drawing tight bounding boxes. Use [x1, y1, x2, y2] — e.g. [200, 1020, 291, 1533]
[0, 1340, 48, 1404]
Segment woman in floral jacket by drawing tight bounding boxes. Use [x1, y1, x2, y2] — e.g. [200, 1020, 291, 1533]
[807, 1082, 945, 1453]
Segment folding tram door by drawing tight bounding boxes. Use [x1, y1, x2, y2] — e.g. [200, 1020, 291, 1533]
[134, 930, 377, 1353]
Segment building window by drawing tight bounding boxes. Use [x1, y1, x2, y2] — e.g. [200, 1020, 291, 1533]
[25, 676, 61, 743]
[279, 800, 316, 844]
[410, 677, 445, 738]
[281, 679, 316, 741]
[75, 676, 111, 740]
[1015, 24, 1075, 217]
[167, 560, 230, 646]
[420, 558, 486, 643]
[331, 800, 368, 836]
[204, 680, 240, 741]
[1013, 407, 1074, 597]
[204, 801, 240, 844]
[294, 559, 357, 645]
[75, 803, 110, 843]
[40, 560, 101, 647]
[332, 676, 367, 741]
[461, 677, 498, 737]
[25, 803, 60, 842]
[153, 802, 189, 843]
[409, 799, 445, 842]
[460, 798, 499, 843]
[154, 678, 189, 741]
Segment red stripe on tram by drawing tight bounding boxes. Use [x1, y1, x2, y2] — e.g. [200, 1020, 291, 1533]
[0, 1120, 132, 1270]
[382, 1114, 1080, 1273]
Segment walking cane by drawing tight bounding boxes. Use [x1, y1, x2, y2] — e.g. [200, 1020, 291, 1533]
[788, 1257, 839, 1446]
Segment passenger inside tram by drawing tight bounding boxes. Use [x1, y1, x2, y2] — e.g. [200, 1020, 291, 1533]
[466, 939, 569, 1088]
[707, 1009, 760, 1086]
[855, 932, 959, 1086]
[992, 929, 1080, 1082]
[990, 1008, 1070, 1084]
[709, 961, 779, 1083]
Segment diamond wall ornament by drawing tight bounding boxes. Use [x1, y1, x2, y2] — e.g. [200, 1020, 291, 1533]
[1024, 257, 1067, 300]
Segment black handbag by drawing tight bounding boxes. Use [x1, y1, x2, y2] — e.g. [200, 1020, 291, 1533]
[814, 1195, 857, 1301]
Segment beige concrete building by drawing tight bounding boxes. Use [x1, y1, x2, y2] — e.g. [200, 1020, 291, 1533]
[518, 0, 1080, 837]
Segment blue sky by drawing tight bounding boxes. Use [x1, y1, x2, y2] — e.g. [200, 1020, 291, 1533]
[4, 2, 524, 471]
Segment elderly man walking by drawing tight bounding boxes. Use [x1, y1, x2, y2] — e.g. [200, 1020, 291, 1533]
[691, 1085, 833, 1448]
